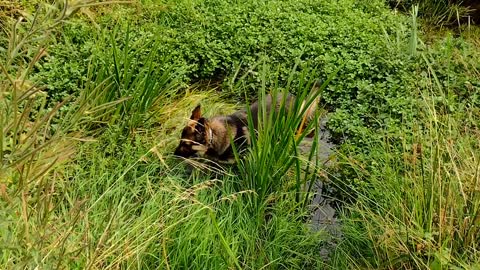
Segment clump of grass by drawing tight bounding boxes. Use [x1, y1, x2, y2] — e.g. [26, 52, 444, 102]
[233, 62, 336, 209]
[389, 0, 476, 27]
[0, 1, 123, 268]
[80, 23, 185, 133]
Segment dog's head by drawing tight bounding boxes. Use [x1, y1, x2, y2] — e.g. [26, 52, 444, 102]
[174, 105, 208, 158]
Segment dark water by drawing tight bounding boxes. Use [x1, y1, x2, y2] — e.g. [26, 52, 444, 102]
[298, 117, 341, 260]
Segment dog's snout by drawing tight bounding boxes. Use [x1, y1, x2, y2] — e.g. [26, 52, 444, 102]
[174, 145, 196, 158]
[174, 146, 187, 157]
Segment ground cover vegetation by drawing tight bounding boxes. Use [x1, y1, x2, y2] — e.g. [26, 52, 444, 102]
[1, 0, 479, 269]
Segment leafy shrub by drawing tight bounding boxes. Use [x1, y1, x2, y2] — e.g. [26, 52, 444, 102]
[31, 0, 421, 143]
[28, 0, 479, 148]
[32, 20, 95, 103]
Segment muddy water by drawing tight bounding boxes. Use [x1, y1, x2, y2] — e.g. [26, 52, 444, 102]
[298, 117, 341, 259]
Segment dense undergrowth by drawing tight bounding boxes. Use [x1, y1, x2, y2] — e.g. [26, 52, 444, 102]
[389, 0, 480, 26]
[1, 0, 479, 269]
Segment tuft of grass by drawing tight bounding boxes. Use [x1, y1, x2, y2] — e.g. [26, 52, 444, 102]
[389, 0, 476, 27]
[80, 23, 184, 133]
[232, 62, 337, 210]
[0, 1, 129, 268]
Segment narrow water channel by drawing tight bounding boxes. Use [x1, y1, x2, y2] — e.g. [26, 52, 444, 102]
[298, 117, 341, 259]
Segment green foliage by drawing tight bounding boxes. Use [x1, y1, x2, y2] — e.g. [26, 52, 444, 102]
[1, 3, 325, 269]
[22, 0, 478, 144]
[32, 0, 421, 142]
[32, 20, 95, 103]
[145, 0, 418, 141]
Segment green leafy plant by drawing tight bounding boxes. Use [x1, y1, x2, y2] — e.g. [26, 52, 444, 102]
[31, 0, 421, 144]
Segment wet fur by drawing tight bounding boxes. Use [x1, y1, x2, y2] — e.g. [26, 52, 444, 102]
[174, 85, 320, 163]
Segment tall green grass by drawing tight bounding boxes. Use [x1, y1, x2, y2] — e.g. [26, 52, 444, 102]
[329, 50, 480, 269]
[0, 87, 326, 268]
[389, 0, 475, 27]
[232, 62, 336, 210]
[0, 1, 120, 268]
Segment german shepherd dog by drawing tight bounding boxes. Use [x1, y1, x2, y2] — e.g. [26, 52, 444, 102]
[174, 83, 320, 164]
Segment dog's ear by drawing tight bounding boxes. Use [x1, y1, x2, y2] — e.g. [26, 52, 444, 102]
[190, 105, 202, 120]
[195, 117, 206, 134]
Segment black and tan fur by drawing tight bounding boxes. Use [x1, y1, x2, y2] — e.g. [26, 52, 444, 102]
[174, 83, 321, 163]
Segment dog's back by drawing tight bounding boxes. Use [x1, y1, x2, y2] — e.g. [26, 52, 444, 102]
[247, 93, 294, 129]
[248, 91, 319, 133]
